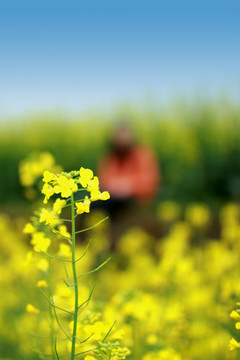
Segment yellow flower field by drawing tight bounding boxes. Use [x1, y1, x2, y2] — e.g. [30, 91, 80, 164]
[1, 192, 240, 359]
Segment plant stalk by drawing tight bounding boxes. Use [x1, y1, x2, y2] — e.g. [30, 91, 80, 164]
[70, 193, 78, 360]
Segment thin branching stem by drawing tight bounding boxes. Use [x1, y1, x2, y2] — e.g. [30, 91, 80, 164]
[75, 217, 108, 234]
[102, 321, 116, 342]
[77, 257, 111, 279]
[75, 239, 92, 263]
[63, 262, 74, 287]
[40, 250, 72, 263]
[52, 305, 72, 343]
[77, 285, 95, 311]
[74, 347, 98, 357]
[39, 288, 73, 315]
[70, 193, 79, 360]
[54, 338, 60, 360]
[49, 226, 72, 244]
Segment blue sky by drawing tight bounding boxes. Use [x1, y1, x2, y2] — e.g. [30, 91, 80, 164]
[0, 0, 240, 118]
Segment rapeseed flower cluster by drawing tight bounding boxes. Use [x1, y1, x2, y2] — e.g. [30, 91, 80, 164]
[23, 167, 125, 360]
[20, 165, 132, 360]
[41, 167, 109, 205]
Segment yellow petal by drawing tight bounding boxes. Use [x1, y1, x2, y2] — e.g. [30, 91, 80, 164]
[58, 175, 69, 187]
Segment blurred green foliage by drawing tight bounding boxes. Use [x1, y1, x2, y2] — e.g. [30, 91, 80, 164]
[1, 98, 240, 208]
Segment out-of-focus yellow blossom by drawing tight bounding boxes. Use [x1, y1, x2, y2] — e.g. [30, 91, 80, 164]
[53, 198, 66, 214]
[54, 175, 78, 198]
[229, 337, 240, 350]
[143, 349, 181, 360]
[230, 310, 240, 321]
[117, 227, 154, 256]
[185, 203, 211, 227]
[19, 152, 60, 187]
[23, 222, 35, 234]
[36, 280, 48, 288]
[39, 208, 57, 225]
[111, 328, 125, 340]
[26, 304, 40, 314]
[76, 197, 91, 214]
[220, 203, 240, 226]
[23, 251, 33, 267]
[57, 224, 71, 238]
[146, 333, 158, 345]
[39, 152, 55, 169]
[31, 232, 51, 253]
[79, 167, 94, 187]
[37, 258, 49, 272]
[54, 284, 72, 299]
[58, 243, 71, 258]
[236, 322, 240, 329]
[84, 356, 97, 360]
[157, 201, 182, 222]
[84, 321, 111, 340]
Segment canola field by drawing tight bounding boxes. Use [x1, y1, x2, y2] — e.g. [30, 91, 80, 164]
[1, 100, 240, 360]
[1, 195, 240, 359]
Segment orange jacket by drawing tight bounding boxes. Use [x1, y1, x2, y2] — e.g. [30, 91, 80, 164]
[98, 146, 160, 202]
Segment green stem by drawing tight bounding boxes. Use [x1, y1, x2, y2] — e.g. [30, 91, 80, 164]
[47, 257, 56, 360]
[70, 193, 78, 360]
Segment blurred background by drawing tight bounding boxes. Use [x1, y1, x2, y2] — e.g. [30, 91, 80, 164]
[1, 0, 240, 213]
[1, 1, 240, 359]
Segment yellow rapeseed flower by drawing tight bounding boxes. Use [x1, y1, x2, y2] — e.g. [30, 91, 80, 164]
[23, 251, 33, 267]
[86, 175, 110, 201]
[229, 337, 240, 350]
[42, 183, 55, 204]
[26, 304, 40, 314]
[37, 258, 49, 272]
[36, 280, 48, 288]
[31, 232, 51, 253]
[58, 243, 71, 258]
[23, 222, 35, 234]
[53, 198, 66, 214]
[87, 176, 99, 193]
[43, 170, 56, 183]
[79, 167, 94, 187]
[58, 224, 71, 238]
[39, 208, 57, 225]
[76, 197, 91, 214]
[230, 310, 240, 321]
[90, 189, 110, 201]
[54, 175, 78, 198]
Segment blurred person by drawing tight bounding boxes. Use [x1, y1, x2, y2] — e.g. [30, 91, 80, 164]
[96, 123, 161, 247]
[98, 123, 160, 202]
